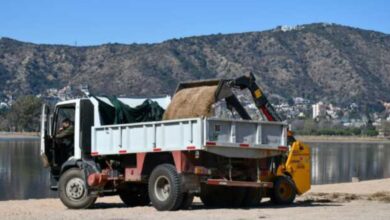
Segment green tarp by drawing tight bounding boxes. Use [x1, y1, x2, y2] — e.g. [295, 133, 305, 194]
[92, 96, 165, 125]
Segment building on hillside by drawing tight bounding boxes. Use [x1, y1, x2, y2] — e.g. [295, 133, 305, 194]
[0, 102, 8, 109]
[293, 97, 310, 105]
[298, 112, 306, 118]
[58, 85, 74, 101]
[80, 84, 90, 96]
[381, 101, 390, 111]
[326, 104, 342, 119]
[312, 101, 327, 119]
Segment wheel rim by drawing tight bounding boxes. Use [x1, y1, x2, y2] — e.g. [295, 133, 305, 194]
[154, 176, 171, 201]
[65, 177, 86, 201]
[278, 181, 292, 199]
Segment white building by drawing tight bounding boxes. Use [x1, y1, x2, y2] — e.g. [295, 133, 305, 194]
[0, 102, 8, 109]
[312, 101, 327, 119]
[293, 97, 310, 105]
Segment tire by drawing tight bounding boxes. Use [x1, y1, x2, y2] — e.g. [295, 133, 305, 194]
[270, 176, 296, 205]
[59, 168, 97, 209]
[118, 183, 150, 206]
[179, 193, 194, 210]
[148, 164, 183, 211]
[242, 188, 262, 207]
[199, 184, 216, 207]
[200, 184, 246, 208]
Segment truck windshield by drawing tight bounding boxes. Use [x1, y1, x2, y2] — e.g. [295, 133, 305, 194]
[55, 107, 75, 132]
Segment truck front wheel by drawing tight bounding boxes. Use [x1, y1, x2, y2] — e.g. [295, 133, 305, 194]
[148, 164, 183, 211]
[179, 192, 194, 210]
[270, 176, 296, 205]
[59, 168, 97, 209]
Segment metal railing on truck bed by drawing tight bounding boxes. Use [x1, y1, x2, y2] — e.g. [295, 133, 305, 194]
[91, 117, 288, 158]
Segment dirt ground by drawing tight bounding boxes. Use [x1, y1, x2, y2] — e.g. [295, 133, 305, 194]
[1, 178, 390, 220]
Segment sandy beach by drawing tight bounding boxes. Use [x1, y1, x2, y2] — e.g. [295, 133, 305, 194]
[0, 178, 389, 220]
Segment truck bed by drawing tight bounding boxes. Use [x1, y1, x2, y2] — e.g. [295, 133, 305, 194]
[91, 117, 288, 159]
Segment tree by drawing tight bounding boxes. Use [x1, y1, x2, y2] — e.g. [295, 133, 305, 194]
[5, 96, 42, 132]
[0, 115, 9, 131]
[380, 121, 390, 137]
[302, 119, 317, 135]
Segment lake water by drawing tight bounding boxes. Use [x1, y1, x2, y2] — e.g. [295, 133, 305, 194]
[310, 141, 390, 184]
[0, 139, 390, 201]
[0, 139, 56, 201]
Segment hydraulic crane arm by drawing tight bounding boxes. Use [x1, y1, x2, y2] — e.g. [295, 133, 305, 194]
[174, 73, 282, 122]
[226, 73, 282, 122]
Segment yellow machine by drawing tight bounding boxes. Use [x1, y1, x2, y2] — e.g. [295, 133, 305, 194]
[268, 140, 311, 204]
[280, 141, 311, 195]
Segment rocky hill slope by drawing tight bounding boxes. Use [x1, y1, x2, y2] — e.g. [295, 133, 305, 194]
[1, 23, 389, 111]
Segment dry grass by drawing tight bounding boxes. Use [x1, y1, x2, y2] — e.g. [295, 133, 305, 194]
[163, 85, 218, 120]
[367, 192, 390, 203]
[303, 191, 390, 204]
[302, 192, 361, 203]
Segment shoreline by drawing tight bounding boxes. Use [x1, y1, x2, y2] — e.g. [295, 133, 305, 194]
[1, 132, 390, 143]
[296, 135, 390, 143]
[0, 132, 39, 140]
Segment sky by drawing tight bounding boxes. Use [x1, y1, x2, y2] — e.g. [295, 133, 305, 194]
[0, 0, 389, 46]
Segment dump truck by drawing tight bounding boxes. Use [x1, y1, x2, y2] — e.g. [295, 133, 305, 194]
[40, 74, 310, 211]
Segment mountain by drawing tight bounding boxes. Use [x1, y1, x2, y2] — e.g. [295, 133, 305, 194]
[1, 23, 390, 111]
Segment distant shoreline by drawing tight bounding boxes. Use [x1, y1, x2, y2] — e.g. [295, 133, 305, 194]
[297, 135, 390, 143]
[1, 132, 389, 143]
[0, 132, 39, 140]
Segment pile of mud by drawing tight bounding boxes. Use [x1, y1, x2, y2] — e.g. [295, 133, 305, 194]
[163, 85, 218, 120]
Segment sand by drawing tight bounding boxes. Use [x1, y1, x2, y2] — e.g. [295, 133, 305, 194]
[163, 85, 218, 120]
[309, 178, 390, 195]
[0, 178, 390, 220]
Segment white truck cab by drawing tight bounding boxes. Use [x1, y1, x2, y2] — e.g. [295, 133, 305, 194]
[40, 96, 171, 171]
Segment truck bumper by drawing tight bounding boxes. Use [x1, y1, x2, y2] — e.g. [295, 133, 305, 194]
[207, 179, 273, 188]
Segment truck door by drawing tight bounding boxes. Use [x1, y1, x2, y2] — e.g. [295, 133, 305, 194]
[79, 99, 94, 158]
[40, 104, 51, 167]
[52, 105, 76, 168]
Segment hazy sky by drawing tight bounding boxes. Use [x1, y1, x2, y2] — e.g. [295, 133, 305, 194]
[1, 0, 389, 45]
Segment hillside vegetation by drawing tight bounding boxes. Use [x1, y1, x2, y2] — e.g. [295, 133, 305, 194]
[1, 23, 390, 111]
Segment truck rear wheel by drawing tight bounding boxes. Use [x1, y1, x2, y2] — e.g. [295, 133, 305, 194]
[118, 183, 150, 206]
[242, 188, 262, 207]
[270, 176, 296, 205]
[59, 168, 97, 209]
[148, 164, 183, 211]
